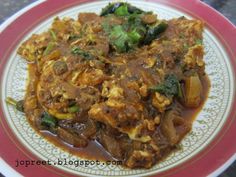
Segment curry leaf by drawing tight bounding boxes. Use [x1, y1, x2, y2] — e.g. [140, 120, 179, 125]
[71, 46, 94, 60]
[150, 74, 182, 97]
[143, 22, 168, 45]
[41, 112, 57, 128]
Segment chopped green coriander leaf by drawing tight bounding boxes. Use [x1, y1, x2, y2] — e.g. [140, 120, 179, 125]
[109, 25, 129, 53]
[100, 2, 123, 16]
[128, 29, 142, 44]
[100, 2, 143, 16]
[115, 5, 129, 16]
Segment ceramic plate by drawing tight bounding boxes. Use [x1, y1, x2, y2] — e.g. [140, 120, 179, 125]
[0, 0, 236, 177]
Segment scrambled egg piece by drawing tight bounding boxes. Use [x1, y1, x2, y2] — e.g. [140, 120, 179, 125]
[126, 150, 154, 168]
[102, 81, 124, 99]
[152, 92, 172, 112]
[184, 44, 205, 69]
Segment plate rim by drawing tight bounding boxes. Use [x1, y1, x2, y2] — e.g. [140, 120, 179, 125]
[0, 0, 235, 177]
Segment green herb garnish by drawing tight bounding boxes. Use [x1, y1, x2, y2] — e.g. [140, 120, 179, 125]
[100, 2, 143, 16]
[68, 105, 80, 113]
[71, 47, 94, 60]
[101, 3, 167, 53]
[43, 42, 55, 56]
[150, 74, 182, 97]
[109, 25, 129, 53]
[143, 22, 168, 45]
[41, 112, 57, 128]
[115, 4, 129, 16]
[49, 29, 57, 41]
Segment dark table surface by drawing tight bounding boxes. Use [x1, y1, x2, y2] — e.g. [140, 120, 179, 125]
[0, 0, 235, 177]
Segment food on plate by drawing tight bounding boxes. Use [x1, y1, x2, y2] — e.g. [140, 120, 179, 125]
[8, 2, 210, 168]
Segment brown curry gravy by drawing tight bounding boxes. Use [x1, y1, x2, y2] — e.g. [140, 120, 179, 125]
[31, 75, 210, 162]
